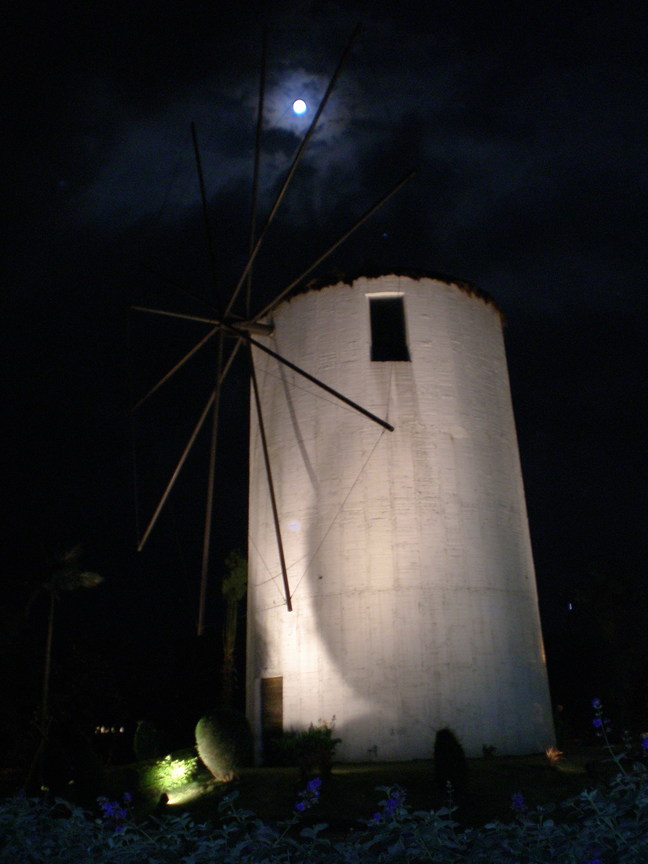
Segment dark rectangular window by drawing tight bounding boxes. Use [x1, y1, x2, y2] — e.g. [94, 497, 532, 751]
[370, 296, 410, 361]
[261, 676, 283, 763]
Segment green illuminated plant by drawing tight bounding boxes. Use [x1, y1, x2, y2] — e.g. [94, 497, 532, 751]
[150, 754, 199, 789]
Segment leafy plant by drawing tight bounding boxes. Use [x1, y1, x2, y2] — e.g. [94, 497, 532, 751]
[590, 697, 648, 775]
[545, 745, 565, 766]
[280, 718, 341, 780]
[3, 764, 648, 863]
[5, 709, 648, 863]
[2, 755, 648, 864]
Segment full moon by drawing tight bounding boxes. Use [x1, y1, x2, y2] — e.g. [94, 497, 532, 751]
[292, 99, 307, 115]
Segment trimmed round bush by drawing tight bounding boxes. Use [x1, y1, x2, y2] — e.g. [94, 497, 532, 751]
[195, 709, 253, 782]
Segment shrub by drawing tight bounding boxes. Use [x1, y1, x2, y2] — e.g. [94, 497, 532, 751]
[133, 720, 162, 762]
[195, 709, 253, 782]
[280, 719, 341, 780]
[433, 727, 467, 800]
[2, 766, 648, 863]
[41, 717, 105, 805]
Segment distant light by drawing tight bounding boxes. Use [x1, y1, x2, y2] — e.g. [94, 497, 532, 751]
[292, 99, 307, 115]
[567, 602, 573, 611]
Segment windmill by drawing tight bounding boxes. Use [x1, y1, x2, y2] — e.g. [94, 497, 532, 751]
[133, 28, 408, 635]
[134, 30, 554, 761]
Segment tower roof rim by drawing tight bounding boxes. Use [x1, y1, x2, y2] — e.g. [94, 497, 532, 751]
[272, 268, 502, 316]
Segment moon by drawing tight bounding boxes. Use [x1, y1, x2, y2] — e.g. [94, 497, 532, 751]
[292, 99, 307, 115]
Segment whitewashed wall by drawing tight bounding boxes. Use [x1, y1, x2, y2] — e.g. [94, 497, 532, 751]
[246, 274, 554, 760]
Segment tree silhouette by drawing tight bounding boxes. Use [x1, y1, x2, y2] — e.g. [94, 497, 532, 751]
[25, 546, 102, 790]
[220, 549, 247, 709]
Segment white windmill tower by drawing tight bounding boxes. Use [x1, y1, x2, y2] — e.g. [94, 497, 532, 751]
[246, 271, 554, 760]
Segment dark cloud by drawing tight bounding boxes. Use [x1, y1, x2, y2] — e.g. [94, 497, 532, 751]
[4, 0, 646, 717]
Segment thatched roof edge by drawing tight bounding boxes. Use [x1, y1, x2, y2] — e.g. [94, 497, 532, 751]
[285, 267, 502, 316]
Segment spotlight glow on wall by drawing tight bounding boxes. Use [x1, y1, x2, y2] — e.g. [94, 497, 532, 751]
[247, 273, 555, 761]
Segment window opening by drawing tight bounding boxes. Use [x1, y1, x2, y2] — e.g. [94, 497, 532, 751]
[369, 296, 410, 361]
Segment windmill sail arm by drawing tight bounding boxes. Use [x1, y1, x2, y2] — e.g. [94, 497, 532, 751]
[133, 302, 272, 334]
[197, 332, 225, 636]
[250, 355, 293, 610]
[132, 305, 221, 326]
[133, 323, 220, 410]
[137, 385, 218, 551]
[226, 25, 361, 319]
[252, 169, 416, 323]
[226, 322, 394, 432]
[191, 122, 223, 315]
[130, 307, 271, 411]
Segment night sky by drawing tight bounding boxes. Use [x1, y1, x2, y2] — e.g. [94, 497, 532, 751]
[4, 0, 647, 738]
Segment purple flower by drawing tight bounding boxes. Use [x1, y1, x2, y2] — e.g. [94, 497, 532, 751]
[101, 800, 118, 817]
[584, 843, 602, 863]
[511, 792, 525, 811]
[306, 777, 322, 795]
[294, 776, 323, 812]
[99, 796, 130, 832]
[592, 717, 603, 729]
[385, 790, 405, 812]
[592, 698, 602, 709]
[372, 811, 382, 822]
[641, 736, 648, 751]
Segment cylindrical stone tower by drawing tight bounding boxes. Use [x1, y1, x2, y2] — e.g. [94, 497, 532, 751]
[246, 272, 553, 760]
